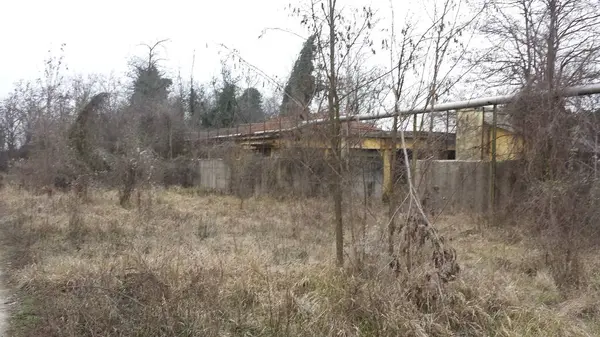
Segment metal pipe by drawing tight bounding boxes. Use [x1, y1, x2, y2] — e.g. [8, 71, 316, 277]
[336, 83, 600, 123]
[196, 83, 600, 140]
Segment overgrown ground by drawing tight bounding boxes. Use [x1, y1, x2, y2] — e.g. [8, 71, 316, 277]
[0, 185, 599, 336]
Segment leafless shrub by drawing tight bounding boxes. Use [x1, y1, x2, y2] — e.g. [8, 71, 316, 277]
[226, 148, 269, 208]
[16, 120, 77, 190]
[0, 150, 7, 172]
[505, 89, 600, 290]
[196, 216, 216, 240]
[161, 156, 199, 187]
[274, 141, 329, 198]
[118, 159, 138, 207]
[470, 0, 600, 291]
[67, 201, 88, 246]
[72, 176, 86, 200]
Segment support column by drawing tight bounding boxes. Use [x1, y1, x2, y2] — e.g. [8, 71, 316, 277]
[382, 148, 392, 202]
[490, 104, 498, 222]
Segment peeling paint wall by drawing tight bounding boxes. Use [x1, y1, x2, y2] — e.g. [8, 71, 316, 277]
[457, 108, 523, 161]
[487, 127, 523, 161]
[456, 109, 485, 160]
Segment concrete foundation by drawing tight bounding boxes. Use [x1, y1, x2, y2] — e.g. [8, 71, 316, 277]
[194, 157, 522, 215]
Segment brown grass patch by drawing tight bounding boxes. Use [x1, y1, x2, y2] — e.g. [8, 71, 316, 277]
[0, 186, 598, 336]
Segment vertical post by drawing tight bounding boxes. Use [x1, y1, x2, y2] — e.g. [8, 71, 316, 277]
[595, 132, 598, 181]
[481, 107, 486, 160]
[382, 147, 392, 201]
[411, 113, 418, 184]
[445, 110, 449, 158]
[490, 104, 498, 219]
[388, 113, 399, 255]
[341, 121, 350, 171]
[169, 123, 173, 159]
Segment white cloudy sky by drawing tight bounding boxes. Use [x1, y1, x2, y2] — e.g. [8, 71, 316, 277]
[0, 0, 483, 103]
[0, 0, 309, 94]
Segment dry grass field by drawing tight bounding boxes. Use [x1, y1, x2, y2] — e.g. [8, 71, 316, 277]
[0, 185, 599, 336]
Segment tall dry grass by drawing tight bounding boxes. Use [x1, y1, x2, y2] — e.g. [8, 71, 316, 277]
[0, 185, 598, 336]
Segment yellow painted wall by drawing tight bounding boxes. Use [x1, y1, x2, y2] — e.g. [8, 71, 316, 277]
[487, 127, 523, 161]
[456, 109, 485, 160]
[456, 108, 523, 161]
[382, 148, 392, 198]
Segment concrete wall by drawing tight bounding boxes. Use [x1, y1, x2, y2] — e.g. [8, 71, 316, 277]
[194, 157, 523, 215]
[347, 165, 384, 200]
[415, 159, 522, 214]
[194, 156, 384, 199]
[196, 159, 231, 192]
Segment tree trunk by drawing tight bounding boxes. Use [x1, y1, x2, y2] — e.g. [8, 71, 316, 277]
[546, 0, 558, 91]
[388, 114, 398, 256]
[328, 0, 344, 267]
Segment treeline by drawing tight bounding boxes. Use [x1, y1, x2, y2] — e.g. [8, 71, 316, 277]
[0, 36, 322, 201]
[0, 36, 321, 163]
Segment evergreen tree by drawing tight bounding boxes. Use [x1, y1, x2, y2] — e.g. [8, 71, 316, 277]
[238, 87, 264, 123]
[203, 82, 237, 128]
[130, 40, 173, 106]
[131, 62, 173, 155]
[128, 40, 177, 158]
[131, 64, 172, 106]
[202, 69, 238, 128]
[281, 35, 317, 118]
[189, 83, 208, 127]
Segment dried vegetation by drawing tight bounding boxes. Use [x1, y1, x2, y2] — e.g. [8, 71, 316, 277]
[0, 185, 598, 337]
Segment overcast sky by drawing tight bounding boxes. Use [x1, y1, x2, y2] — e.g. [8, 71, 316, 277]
[0, 0, 482, 104]
[0, 0, 322, 95]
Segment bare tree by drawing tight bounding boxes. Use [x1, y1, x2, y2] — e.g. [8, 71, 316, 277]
[475, 0, 600, 289]
[1, 88, 25, 155]
[384, 0, 481, 259]
[477, 0, 600, 90]
[304, 0, 376, 267]
[262, 91, 283, 117]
